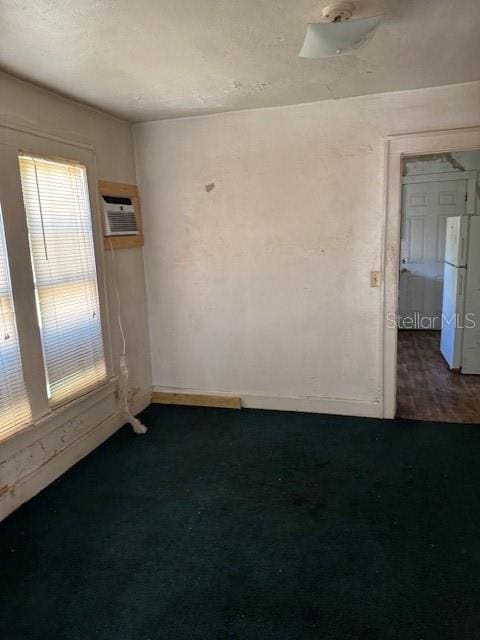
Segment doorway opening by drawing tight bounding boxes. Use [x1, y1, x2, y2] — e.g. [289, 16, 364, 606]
[395, 150, 480, 422]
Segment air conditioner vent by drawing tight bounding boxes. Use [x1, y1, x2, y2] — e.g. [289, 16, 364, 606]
[101, 195, 139, 236]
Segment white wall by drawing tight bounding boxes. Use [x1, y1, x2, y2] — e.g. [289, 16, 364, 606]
[134, 80, 480, 418]
[0, 72, 151, 519]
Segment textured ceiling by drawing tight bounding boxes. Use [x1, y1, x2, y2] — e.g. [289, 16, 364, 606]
[1, 0, 479, 122]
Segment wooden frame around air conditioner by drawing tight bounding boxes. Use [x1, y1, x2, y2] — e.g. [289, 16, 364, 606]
[98, 180, 144, 250]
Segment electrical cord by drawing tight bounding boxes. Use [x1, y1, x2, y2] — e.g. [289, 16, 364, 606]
[108, 237, 147, 434]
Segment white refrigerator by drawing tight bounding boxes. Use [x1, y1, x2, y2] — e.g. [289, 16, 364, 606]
[440, 216, 480, 373]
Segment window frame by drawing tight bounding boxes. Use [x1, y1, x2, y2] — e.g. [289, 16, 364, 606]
[0, 126, 114, 435]
[0, 200, 32, 438]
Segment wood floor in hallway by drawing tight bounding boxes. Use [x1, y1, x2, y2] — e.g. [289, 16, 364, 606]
[396, 330, 480, 423]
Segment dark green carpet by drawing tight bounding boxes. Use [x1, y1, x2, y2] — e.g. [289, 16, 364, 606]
[1, 405, 480, 640]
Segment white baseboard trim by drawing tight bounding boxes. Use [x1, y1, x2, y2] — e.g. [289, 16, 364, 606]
[241, 393, 381, 418]
[0, 394, 150, 522]
[152, 386, 381, 419]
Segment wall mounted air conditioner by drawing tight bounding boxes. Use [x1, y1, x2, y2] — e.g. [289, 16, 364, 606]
[101, 194, 139, 236]
[98, 181, 143, 250]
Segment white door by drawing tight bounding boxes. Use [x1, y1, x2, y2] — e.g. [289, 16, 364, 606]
[399, 177, 467, 329]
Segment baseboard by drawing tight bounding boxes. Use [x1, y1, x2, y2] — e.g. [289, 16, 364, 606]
[151, 391, 241, 409]
[152, 387, 381, 418]
[0, 394, 150, 522]
[241, 393, 381, 417]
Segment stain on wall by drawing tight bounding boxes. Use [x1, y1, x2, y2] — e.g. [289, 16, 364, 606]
[404, 150, 480, 204]
[403, 152, 466, 174]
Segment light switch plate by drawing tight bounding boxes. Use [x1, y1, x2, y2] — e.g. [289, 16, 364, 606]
[370, 271, 381, 287]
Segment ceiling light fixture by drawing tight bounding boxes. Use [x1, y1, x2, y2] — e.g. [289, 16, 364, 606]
[299, 2, 382, 58]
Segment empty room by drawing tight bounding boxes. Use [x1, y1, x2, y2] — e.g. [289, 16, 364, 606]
[0, 1, 480, 638]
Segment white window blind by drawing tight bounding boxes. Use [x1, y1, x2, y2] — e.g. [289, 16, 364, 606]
[19, 155, 106, 406]
[0, 205, 31, 440]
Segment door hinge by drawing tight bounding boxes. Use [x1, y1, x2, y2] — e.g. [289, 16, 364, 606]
[465, 191, 468, 202]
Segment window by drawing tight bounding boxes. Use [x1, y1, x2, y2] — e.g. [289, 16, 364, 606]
[19, 155, 106, 406]
[0, 205, 31, 439]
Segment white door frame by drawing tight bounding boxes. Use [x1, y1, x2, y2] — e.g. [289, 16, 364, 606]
[381, 127, 480, 419]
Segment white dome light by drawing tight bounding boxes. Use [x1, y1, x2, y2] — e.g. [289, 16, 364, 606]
[299, 2, 382, 58]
